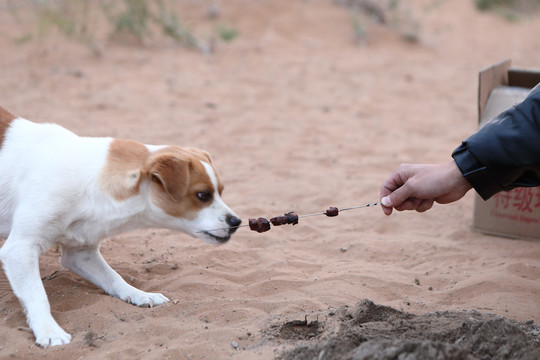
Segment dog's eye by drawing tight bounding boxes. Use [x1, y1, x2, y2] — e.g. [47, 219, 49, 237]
[196, 192, 212, 202]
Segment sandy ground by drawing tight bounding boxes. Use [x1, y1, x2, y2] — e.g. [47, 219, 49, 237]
[0, 0, 539, 358]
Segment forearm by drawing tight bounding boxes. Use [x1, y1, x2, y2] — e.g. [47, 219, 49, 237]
[452, 85, 540, 200]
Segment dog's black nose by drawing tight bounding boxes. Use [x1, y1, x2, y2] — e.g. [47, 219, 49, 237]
[226, 214, 242, 231]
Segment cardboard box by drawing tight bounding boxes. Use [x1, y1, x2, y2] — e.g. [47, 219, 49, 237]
[472, 60, 540, 240]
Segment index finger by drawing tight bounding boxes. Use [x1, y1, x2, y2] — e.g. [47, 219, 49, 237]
[380, 168, 406, 199]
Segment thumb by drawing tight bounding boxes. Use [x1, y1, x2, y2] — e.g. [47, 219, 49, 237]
[382, 184, 412, 208]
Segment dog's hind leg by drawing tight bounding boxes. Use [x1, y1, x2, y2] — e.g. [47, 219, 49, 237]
[61, 245, 169, 307]
[0, 234, 71, 347]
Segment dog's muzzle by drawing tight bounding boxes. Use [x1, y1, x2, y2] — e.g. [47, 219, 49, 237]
[202, 214, 242, 243]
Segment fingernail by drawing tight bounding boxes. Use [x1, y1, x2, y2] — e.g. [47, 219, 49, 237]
[381, 196, 391, 207]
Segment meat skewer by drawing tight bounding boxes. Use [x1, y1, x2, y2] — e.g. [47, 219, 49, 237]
[199, 202, 382, 234]
[270, 215, 288, 226]
[325, 207, 339, 217]
[285, 211, 299, 225]
[248, 217, 271, 233]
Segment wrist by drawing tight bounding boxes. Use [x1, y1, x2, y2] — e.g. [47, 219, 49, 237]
[452, 144, 500, 200]
[447, 160, 472, 192]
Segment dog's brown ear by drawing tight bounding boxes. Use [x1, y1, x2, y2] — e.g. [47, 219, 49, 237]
[186, 148, 213, 164]
[149, 155, 190, 202]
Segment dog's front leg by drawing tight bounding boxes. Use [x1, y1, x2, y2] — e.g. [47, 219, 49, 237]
[0, 238, 71, 347]
[61, 246, 169, 307]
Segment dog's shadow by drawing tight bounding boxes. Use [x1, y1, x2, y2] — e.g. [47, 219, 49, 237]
[41, 268, 104, 312]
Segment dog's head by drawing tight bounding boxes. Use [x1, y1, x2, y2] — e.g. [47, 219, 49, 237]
[100, 141, 241, 244]
[145, 147, 241, 244]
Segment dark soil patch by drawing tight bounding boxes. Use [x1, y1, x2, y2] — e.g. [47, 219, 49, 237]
[264, 299, 540, 360]
[278, 316, 323, 341]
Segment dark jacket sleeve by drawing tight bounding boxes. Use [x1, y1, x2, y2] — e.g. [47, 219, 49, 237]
[452, 84, 540, 200]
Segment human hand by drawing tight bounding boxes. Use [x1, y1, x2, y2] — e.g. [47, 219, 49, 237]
[380, 161, 472, 215]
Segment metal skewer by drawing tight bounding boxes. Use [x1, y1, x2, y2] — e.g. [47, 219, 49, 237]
[297, 202, 382, 219]
[199, 202, 382, 233]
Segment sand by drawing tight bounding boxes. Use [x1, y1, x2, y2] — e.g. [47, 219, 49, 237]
[0, 0, 539, 359]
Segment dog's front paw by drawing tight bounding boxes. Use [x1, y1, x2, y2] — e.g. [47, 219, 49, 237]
[34, 323, 72, 348]
[125, 291, 169, 308]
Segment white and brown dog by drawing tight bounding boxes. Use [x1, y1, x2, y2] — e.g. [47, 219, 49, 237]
[0, 106, 241, 347]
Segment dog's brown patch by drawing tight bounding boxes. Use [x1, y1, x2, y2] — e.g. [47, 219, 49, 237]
[148, 153, 190, 202]
[99, 139, 150, 200]
[146, 146, 219, 219]
[100, 142, 221, 218]
[186, 147, 224, 195]
[0, 106, 16, 149]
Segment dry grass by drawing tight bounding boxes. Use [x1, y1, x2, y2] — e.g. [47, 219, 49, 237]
[5, 0, 239, 55]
